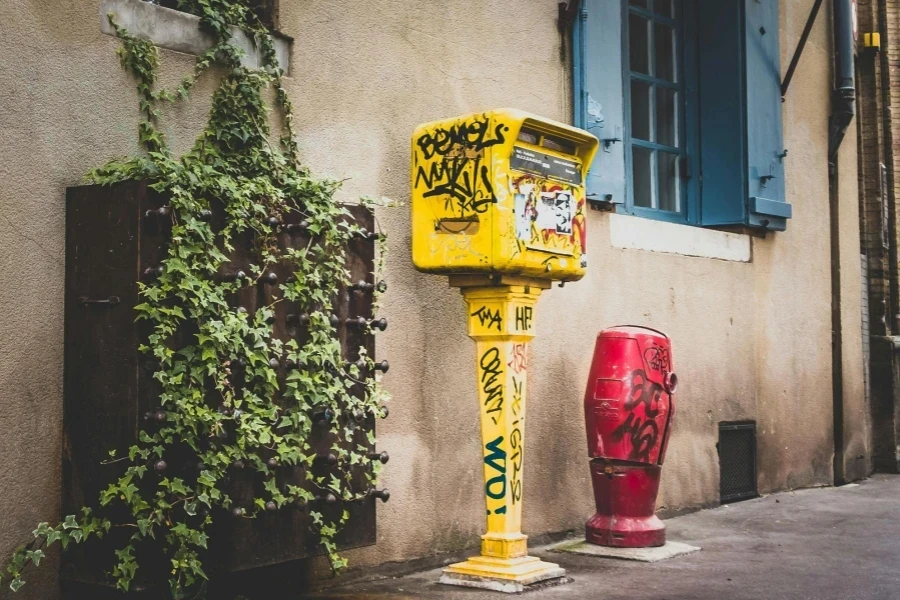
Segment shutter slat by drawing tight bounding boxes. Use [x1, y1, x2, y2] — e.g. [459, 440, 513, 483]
[697, 0, 746, 226]
[575, 0, 626, 205]
[745, 0, 791, 230]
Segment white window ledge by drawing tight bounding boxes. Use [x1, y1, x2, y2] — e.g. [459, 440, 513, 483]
[100, 0, 292, 74]
[608, 213, 751, 262]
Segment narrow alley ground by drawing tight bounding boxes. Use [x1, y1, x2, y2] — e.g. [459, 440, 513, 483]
[309, 474, 900, 600]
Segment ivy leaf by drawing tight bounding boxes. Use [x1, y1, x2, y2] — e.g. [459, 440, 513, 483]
[25, 550, 44, 567]
[198, 472, 216, 488]
[328, 474, 342, 493]
[121, 483, 140, 504]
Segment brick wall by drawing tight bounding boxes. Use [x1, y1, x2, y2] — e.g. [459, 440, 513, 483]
[857, 0, 891, 337]
[858, 0, 900, 472]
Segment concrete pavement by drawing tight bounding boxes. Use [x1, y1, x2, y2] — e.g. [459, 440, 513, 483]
[308, 474, 900, 600]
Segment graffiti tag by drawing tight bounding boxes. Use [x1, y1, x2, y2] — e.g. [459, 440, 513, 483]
[471, 306, 502, 331]
[480, 347, 504, 423]
[612, 369, 664, 462]
[515, 306, 533, 331]
[416, 118, 508, 160]
[511, 376, 523, 417]
[643, 344, 671, 373]
[509, 423, 523, 505]
[484, 435, 507, 514]
[414, 156, 497, 214]
[508, 343, 527, 375]
[414, 117, 509, 217]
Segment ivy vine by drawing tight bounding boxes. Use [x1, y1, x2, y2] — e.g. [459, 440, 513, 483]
[2, 1, 389, 597]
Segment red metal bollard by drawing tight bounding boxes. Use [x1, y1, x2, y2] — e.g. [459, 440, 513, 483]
[583, 326, 676, 548]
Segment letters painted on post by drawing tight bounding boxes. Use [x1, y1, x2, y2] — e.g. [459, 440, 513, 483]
[480, 346, 505, 424]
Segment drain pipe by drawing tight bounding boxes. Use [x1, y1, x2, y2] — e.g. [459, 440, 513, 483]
[829, 0, 856, 161]
[829, 0, 855, 486]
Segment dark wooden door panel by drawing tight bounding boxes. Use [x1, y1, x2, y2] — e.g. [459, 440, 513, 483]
[62, 182, 379, 595]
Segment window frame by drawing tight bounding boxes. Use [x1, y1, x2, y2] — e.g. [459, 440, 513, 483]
[151, 0, 280, 29]
[621, 0, 701, 226]
[573, 0, 791, 232]
[101, 0, 291, 74]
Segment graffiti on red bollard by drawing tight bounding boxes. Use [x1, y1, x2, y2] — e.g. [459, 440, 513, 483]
[583, 326, 676, 548]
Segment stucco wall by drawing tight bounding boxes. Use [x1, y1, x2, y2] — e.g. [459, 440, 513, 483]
[0, 0, 866, 597]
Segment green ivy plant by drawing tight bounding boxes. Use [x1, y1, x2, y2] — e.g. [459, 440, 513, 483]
[2, 1, 389, 597]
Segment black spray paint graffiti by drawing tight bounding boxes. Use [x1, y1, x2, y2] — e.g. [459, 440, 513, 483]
[471, 306, 503, 331]
[484, 435, 507, 514]
[511, 376, 523, 417]
[612, 369, 664, 462]
[509, 423, 523, 505]
[414, 118, 509, 216]
[480, 347, 504, 424]
[643, 344, 671, 373]
[515, 306, 533, 331]
[416, 118, 508, 160]
[415, 156, 497, 214]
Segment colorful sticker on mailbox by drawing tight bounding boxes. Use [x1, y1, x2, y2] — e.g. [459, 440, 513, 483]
[515, 187, 574, 241]
[511, 174, 585, 260]
[514, 190, 533, 240]
[554, 192, 573, 234]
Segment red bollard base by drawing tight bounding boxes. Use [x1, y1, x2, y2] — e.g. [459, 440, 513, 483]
[585, 461, 665, 548]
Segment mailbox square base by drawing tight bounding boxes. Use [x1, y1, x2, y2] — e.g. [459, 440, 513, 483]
[440, 556, 566, 593]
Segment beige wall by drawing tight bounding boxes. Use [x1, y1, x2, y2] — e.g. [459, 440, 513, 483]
[0, 1, 867, 597]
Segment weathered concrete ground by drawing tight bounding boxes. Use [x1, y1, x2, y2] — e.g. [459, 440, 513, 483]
[308, 474, 900, 600]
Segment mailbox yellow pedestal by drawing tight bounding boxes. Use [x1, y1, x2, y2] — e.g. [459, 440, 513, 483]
[439, 276, 565, 592]
[411, 110, 597, 592]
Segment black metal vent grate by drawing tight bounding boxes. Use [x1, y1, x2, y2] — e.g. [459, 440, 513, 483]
[718, 421, 758, 503]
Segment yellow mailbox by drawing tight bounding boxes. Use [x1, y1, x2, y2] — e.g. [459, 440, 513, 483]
[411, 110, 598, 592]
[411, 109, 599, 282]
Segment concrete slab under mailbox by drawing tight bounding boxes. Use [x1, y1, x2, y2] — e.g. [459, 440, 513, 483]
[550, 539, 701, 562]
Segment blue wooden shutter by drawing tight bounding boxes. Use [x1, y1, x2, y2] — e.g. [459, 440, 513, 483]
[697, 0, 791, 231]
[744, 0, 792, 230]
[574, 0, 625, 205]
[697, 1, 746, 226]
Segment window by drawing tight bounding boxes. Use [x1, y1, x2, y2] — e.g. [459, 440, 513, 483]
[143, 0, 280, 28]
[574, 0, 792, 231]
[624, 0, 697, 223]
[103, 0, 291, 74]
